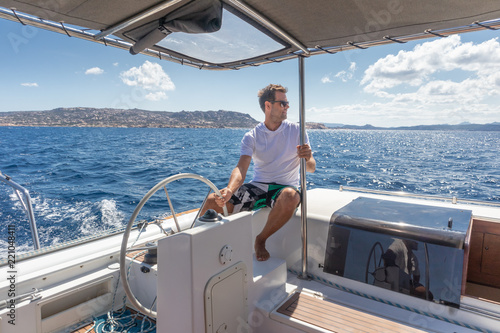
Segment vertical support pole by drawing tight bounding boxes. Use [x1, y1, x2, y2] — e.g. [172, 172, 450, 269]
[298, 55, 310, 280]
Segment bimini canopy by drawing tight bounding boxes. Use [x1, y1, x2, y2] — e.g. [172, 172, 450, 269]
[1, 0, 499, 70]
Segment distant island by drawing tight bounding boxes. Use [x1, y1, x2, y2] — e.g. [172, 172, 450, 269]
[324, 122, 500, 131]
[0, 108, 258, 128]
[0, 107, 327, 129]
[0, 108, 497, 131]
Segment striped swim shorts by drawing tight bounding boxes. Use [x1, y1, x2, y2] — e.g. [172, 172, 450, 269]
[229, 182, 299, 213]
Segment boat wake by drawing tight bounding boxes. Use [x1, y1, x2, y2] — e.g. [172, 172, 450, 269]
[0, 193, 126, 259]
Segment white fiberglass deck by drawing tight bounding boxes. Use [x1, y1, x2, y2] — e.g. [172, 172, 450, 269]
[1, 188, 500, 333]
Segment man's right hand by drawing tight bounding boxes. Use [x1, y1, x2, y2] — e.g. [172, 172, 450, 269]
[215, 188, 233, 207]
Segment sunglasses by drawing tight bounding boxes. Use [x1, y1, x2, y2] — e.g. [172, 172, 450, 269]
[269, 100, 289, 108]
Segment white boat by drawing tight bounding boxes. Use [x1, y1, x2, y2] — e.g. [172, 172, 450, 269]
[1, 1, 500, 332]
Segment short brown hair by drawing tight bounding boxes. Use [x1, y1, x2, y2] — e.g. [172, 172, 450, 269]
[258, 84, 287, 112]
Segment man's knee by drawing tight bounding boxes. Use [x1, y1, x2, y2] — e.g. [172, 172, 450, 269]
[277, 187, 301, 208]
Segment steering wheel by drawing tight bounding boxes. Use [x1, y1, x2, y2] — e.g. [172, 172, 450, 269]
[365, 241, 384, 284]
[119, 173, 228, 318]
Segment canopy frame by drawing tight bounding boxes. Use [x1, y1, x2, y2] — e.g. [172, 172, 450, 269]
[1, 4, 499, 70]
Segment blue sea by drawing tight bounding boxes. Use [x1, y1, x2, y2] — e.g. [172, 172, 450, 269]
[1, 127, 499, 257]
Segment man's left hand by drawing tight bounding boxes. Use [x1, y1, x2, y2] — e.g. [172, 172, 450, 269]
[297, 144, 312, 161]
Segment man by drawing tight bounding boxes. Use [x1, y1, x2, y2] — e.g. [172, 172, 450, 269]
[203, 84, 315, 261]
[382, 239, 432, 300]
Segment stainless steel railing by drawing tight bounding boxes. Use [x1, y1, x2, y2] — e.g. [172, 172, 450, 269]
[0, 171, 41, 250]
[339, 185, 500, 207]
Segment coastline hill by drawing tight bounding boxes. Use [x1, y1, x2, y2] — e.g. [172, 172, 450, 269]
[0, 107, 328, 129]
[0, 107, 259, 128]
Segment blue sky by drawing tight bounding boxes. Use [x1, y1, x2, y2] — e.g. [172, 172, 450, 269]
[1, 18, 500, 127]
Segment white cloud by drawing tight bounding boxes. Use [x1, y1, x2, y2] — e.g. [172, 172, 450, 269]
[361, 35, 500, 96]
[145, 91, 167, 101]
[306, 99, 499, 127]
[85, 67, 104, 75]
[335, 71, 349, 82]
[321, 75, 333, 83]
[21, 82, 38, 87]
[120, 61, 175, 101]
[321, 62, 357, 84]
[336, 62, 357, 82]
[344, 35, 500, 125]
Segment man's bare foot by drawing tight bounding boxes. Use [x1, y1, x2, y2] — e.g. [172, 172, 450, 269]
[254, 236, 270, 261]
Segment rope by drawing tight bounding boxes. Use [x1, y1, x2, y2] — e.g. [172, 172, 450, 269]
[87, 223, 156, 332]
[91, 307, 156, 332]
[85, 249, 156, 332]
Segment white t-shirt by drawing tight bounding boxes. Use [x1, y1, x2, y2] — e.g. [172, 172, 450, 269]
[240, 120, 309, 187]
